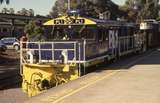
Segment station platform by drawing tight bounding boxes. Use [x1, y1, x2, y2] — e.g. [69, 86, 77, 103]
[25, 49, 160, 103]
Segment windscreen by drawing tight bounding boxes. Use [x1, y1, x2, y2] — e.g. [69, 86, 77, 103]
[52, 25, 96, 40]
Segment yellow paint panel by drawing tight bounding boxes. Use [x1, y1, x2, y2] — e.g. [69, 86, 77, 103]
[22, 63, 79, 96]
[22, 64, 55, 96]
[43, 16, 96, 26]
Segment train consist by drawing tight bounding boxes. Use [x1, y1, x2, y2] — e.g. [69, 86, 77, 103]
[20, 12, 160, 96]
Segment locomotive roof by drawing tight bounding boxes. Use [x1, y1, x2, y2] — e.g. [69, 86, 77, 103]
[43, 16, 96, 26]
[90, 18, 135, 27]
[43, 15, 135, 27]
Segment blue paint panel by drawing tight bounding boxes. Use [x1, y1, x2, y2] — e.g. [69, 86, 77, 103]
[41, 50, 52, 60]
[68, 51, 75, 60]
[40, 44, 52, 49]
[54, 51, 62, 60]
[54, 43, 74, 49]
[85, 41, 109, 61]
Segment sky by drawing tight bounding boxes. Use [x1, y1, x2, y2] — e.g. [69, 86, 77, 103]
[0, 0, 125, 16]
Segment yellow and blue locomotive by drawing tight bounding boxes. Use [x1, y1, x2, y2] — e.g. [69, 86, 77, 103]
[20, 12, 142, 96]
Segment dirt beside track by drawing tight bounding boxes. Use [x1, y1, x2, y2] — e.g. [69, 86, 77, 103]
[0, 50, 20, 80]
[0, 50, 29, 103]
[0, 50, 19, 65]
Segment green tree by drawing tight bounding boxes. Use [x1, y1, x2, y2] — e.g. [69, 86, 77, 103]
[17, 8, 28, 15]
[17, 8, 35, 16]
[21, 8, 28, 15]
[24, 21, 44, 41]
[50, 0, 124, 20]
[1, 8, 9, 13]
[28, 9, 34, 16]
[8, 8, 14, 14]
[123, 0, 159, 21]
[50, 0, 68, 17]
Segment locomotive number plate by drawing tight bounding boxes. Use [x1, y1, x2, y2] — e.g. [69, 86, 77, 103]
[54, 18, 85, 25]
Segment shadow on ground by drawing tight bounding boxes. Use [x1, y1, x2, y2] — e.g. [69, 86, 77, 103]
[87, 49, 160, 74]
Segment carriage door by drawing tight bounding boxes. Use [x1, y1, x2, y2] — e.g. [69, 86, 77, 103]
[109, 29, 118, 58]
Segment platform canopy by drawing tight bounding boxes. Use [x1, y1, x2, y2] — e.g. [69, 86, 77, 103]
[43, 16, 97, 26]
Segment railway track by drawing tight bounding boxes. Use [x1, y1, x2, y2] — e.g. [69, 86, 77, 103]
[0, 50, 20, 90]
[0, 70, 21, 90]
[0, 72, 21, 90]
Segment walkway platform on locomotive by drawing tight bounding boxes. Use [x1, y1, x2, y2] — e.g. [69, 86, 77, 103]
[25, 49, 160, 103]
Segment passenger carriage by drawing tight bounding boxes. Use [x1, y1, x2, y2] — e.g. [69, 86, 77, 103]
[20, 14, 142, 96]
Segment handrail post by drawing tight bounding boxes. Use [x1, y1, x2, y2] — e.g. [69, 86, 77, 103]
[78, 42, 81, 76]
[118, 38, 120, 57]
[52, 42, 54, 62]
[127, 36, 128, 51]
[83, 40, 86, 75]
[38, 42, 41, 63]
[124, 36, 126, 53]
[74, 42, 76, 62]
[20, 41, 23, 75]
